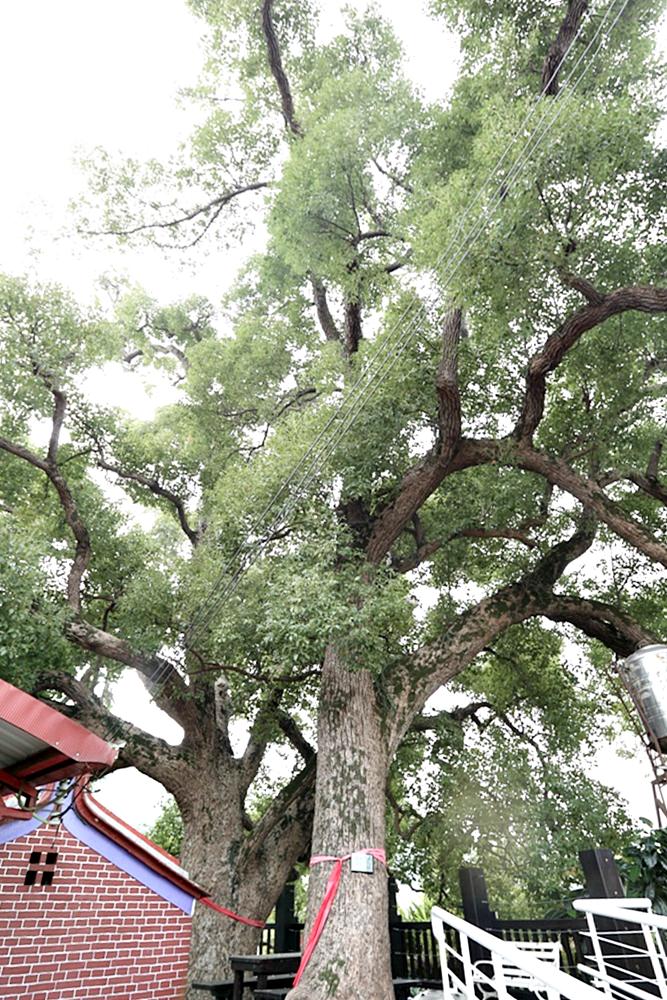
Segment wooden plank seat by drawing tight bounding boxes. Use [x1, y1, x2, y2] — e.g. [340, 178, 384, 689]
[192, 975, 295, 998]
[192, 983, 234, 999]
[254, 977, 424, 1000]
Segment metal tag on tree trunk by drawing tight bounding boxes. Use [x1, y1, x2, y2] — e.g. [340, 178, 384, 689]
[350, 852, 374, 874]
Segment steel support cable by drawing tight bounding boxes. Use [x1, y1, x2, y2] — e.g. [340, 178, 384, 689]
[181, 0, 628, 649]
[184, 39, 602, 643]
[184, 9, 601, 643]
[182, 0, 626, 650]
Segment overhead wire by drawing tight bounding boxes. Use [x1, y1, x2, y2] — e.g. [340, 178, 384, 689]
[181, 0, 630, 649]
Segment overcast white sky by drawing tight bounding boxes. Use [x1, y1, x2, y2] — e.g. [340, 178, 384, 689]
[0, 2, 663, 851]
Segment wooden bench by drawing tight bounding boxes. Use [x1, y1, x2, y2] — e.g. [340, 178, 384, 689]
[192, 983, 234, 999]
[254, 977, 424, 999]
[192, 975, 295, 998]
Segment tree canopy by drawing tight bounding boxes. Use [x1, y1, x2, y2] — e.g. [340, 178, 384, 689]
[1, 0, 666, 993]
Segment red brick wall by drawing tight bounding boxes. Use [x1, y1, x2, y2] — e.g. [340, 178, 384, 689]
[0, 825, 191, 999]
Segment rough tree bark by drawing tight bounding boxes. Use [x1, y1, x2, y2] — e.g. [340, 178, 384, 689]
[32, 663, 315, 987]
[288, 516, 656, 999]
[178, 755, 316, 990]
[290, 647, 393, 1000]
[173, 765, 259, 987]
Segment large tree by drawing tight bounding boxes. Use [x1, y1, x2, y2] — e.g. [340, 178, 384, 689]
[1, 0, 666, 996]
[0, 275, 319, 979]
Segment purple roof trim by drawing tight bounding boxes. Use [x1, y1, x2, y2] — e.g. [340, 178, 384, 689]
[0, 811, 43, 845]
[62, 799, 195, 915]
[0, 791, 62, 844]
[0, 793, 195, 915]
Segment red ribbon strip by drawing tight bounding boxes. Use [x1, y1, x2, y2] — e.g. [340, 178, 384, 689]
[292, 848, 386, 988]
[200, 895, 266, 928]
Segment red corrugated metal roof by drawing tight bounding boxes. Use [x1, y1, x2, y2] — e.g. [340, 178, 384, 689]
[0, 679, 117, 796]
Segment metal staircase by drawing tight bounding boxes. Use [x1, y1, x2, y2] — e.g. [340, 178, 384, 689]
[431, 899, 667, 1000]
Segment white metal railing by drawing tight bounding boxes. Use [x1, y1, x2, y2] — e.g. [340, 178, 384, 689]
[431, 906, 607, 1000]
[573, 897, 667, 1000]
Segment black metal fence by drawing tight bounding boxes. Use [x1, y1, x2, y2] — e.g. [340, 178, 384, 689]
[259, 921, 302, 955]
[258, 853, 630, 984]
[259, 923, 275, 954]
[258, 908, 586, 984]
[390, 919, 449, 984]
[260, 916, 443, 981]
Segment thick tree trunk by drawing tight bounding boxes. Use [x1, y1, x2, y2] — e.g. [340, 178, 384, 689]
[179, 774, 265, 991]
[289, 645, 392, 1000]
[178, 756, 313, 993]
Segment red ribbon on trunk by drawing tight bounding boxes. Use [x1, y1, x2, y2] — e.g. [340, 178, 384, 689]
[292, 849, 386, 988]
[200, 896, 266, 928]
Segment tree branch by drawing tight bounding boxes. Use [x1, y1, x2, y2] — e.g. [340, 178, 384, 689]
[32, 670, 186, 787]
[391, 525, 537, 574]
[240, 688, 284, 793]
[276, 710, 315, 762]
[371, 157, 414, 194]
[557, 268, 604, 304]
[600, 468, 667, 506]
[310, 277, 341, 342]
[343, 299, 362, 357]
[385, 252, 412, 275]
[48, 388, 67, 464]
[600, 441, 667, 505]
[366, 308, 463, 565]
[64, 618, 197, 731]
[83, 183, 270, 243]
[261, 0, 303, 136]
[511, 441, 667, 567]
[543, 594, 657, 656]
[411, 701, 494, 731]
[239, 697, 315, 795]
[350, 229, 393, 246]
[0, 413, 198, 729]
[436, 307, 463, 445]
[0, 433, 91, 613]
[187, 651, 320, 687]
[541, 0, 590, 96]
[647, 439, 663, 482]
[386, 519, 596, 751]
[386, 782, 425, 840]
[515, 284, 667, 442]
[28, 358, 68, 465]
[94, 451, 202, 546]
[451, 527, 537, 548]
[240, 757, 315, 873]
[391, 539, 443, 574]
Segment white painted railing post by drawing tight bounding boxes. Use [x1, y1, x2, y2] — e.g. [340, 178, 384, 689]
[585, 909, 613, 997]
[491, 948, 510, 1000]
[460, 926, 476, 999]
[437, 928, 454, 1000]
[642, 919, 667, 998]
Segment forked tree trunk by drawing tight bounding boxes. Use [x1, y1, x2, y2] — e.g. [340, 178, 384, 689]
[179, 774, 264, 991]
[179, 759, 312, 994]
[290, 645, 393, 1000]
